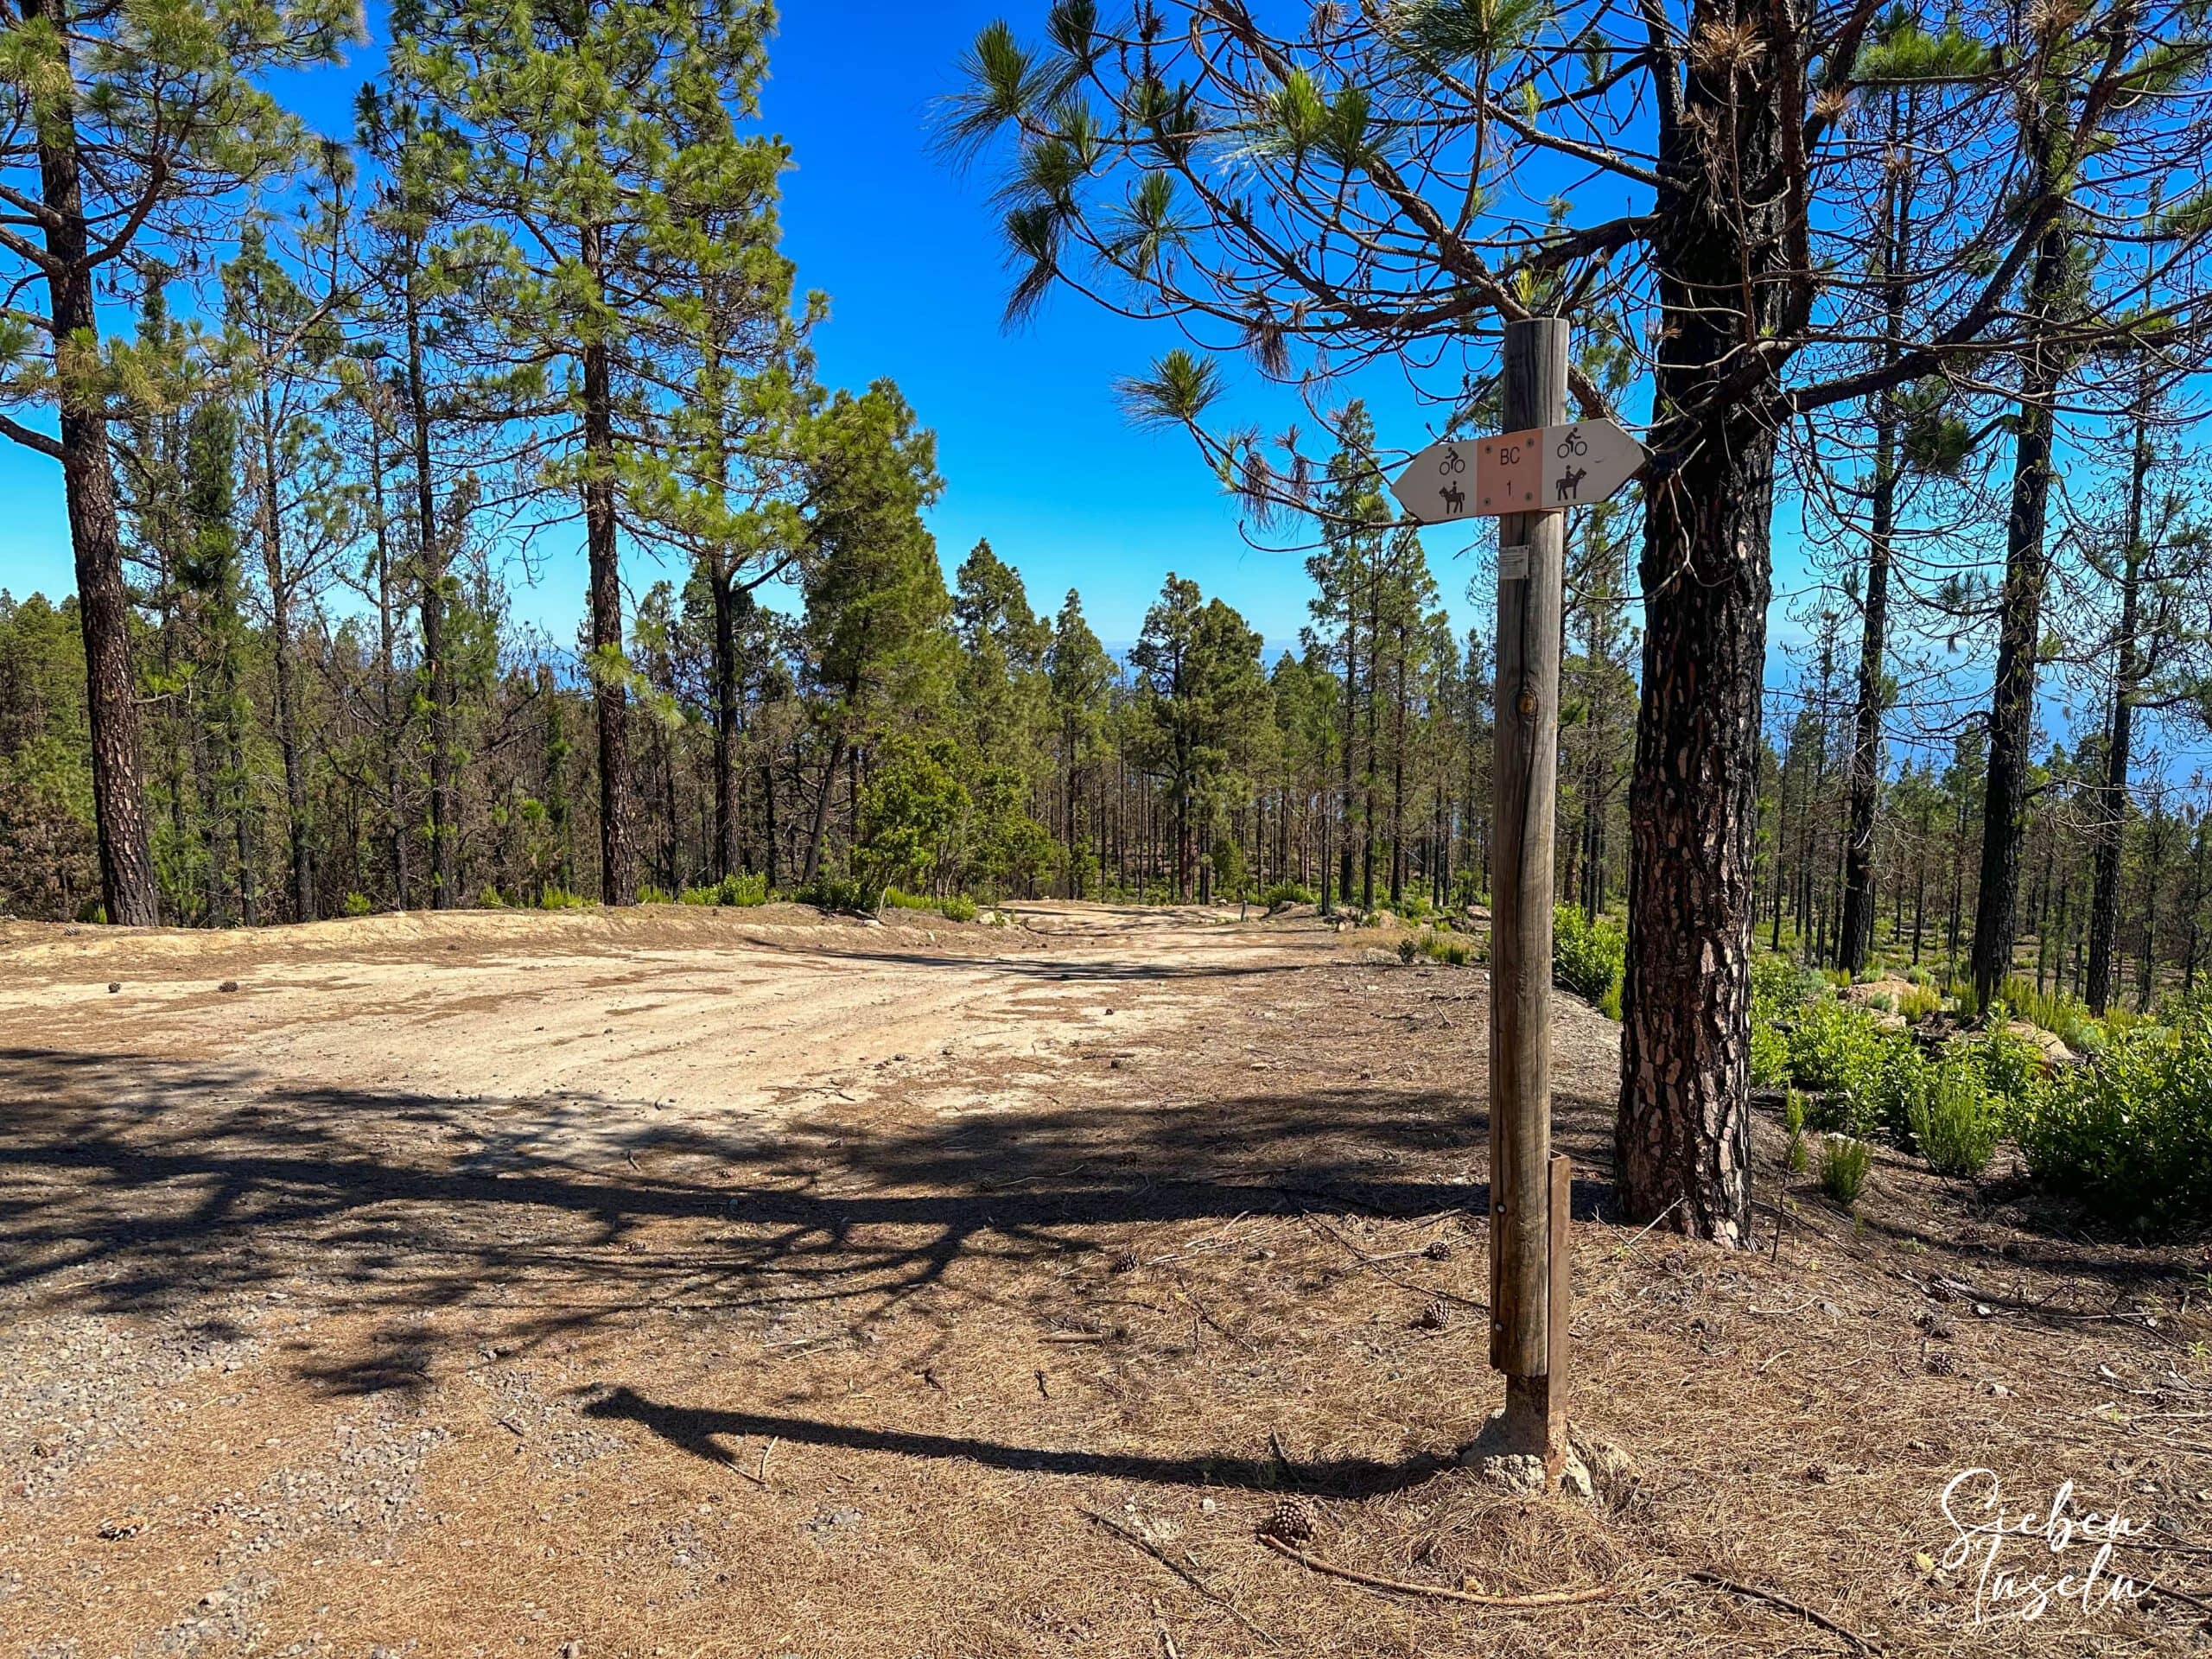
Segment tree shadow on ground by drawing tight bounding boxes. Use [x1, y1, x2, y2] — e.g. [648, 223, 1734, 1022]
[578, 1384, 1452, 1498]
[0, 1043, 1536, 1388]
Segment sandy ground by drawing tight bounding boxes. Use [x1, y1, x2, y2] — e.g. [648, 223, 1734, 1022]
[3, 902, 2209, 1657]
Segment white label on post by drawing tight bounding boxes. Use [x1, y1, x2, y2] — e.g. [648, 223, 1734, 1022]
[1498, 543, 1530, 582]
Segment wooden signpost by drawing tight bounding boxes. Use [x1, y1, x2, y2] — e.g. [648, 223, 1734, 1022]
[1392, 326, 1646, 1486]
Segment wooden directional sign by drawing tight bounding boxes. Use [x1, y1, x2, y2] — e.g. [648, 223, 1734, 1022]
[1390, 419, 1645, 522]
[1541, 418, 1644, 509]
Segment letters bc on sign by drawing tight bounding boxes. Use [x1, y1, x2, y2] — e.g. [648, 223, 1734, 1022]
[1477, 429, 1542, 514]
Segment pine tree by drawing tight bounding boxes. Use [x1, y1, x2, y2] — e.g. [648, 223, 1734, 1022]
[389, 0, 784, 903]
[0, 0, 356, 923]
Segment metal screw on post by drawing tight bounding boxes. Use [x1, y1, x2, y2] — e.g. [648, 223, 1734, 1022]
[1489, 316, 1569, 1482]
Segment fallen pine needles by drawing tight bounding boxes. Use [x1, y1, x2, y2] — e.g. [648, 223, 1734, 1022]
[1260, 1535, 1613, 1607]
[1684, 1568, 1872, 1653]
[1080, 1508, 1278, 1645]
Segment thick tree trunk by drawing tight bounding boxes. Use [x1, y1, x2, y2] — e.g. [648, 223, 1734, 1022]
[27, 3, 157, 925]
[2087, 397, 2153, 1013]
[1615, 4, 1789, 1243]
[581, 325, 634, 906]
[259, 391, 315, 922]
[1840, 157, 1909, 976]
[1970, 153, 2069, 1009]
[405, 283, 457, 909]
[710, 568, 742, 880]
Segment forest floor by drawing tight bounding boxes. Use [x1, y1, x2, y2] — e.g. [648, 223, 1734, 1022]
[3, 901, 2209, 1657]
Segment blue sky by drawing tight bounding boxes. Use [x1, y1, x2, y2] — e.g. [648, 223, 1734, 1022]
[0, 2, 1827, 661]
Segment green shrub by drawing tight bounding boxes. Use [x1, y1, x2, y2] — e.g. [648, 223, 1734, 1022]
[1897, 984, 1941, 1022]
[1866, 990, 1894, 1014]
[2017, 1003, 2212, 1227]
[1259, 880, 1312, 907]
[478, 886, 506, 908]
[1963, 1016, 2043, 1108]
[680, 873, 769, 907]
[1785, 998, 1887, 1099]
[1751, 1020, 1790, 1088]
[1907, 965, 1934, 988]
[343, 891, 373, 917]
[1820, 1134, 1874, 1205]
[2004, 978, 2095, 1054]
[637, 884, 672, 905]
[537, 884, 592, 910]
[1751, 952, 1826, 1021]
[1784, 1090, 1809, 1173]
[938, 894, 978, 923]
[797, 873, 877, 913]
[1553, 905, 1624, 1007]
[1397, 937, 1418, 963]
[1910, 1062, 2002, 1178]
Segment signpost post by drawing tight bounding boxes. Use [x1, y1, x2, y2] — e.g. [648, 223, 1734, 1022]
[1390, 324, 1646, 1489]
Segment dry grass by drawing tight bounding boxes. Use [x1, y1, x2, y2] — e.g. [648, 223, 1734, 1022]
[0, 905, 2206, 1656]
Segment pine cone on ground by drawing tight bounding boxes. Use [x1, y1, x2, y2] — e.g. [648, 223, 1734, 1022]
[1262, 1496, 1319, 1543]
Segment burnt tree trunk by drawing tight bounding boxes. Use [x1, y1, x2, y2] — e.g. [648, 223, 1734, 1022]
[580, 304, 634, 906]
[1839, 101, 1912, 976]
[1616, 0, 1791, 1243]
[1970, 142, 2070, 1009]
[2086, 379, 2156, 1013]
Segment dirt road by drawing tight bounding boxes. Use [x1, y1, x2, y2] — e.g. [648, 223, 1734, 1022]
[1, 903, 2199, 1657]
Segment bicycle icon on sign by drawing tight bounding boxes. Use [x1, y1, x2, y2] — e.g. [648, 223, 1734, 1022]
[1555, 426, 1588, 459]
[1438, 445, 1466, 475]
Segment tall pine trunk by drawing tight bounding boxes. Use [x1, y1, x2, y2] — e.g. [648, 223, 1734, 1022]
[257, 386, 315, 921]
[1970, 135, 2069, 1008]
[28, 0, 158, 925]
[2087, 383, 2154, 1012]
[580, 318, 634, 906]
[1615, 0, 1789, 1243]
[404, 279, 457, 908]
[1840, 102, 1911, 976]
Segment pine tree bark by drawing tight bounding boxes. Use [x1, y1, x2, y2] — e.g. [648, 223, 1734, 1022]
[1616, 0, 1792, 1243]
[258, 387, 315, 922]
[1840, 115, 1911, 976]
[1970, 142, 2069, 1009]
[2087, 389, 2154, 1013]
[404, 281, 456, 909]
[710, 566, 742, 880]
[26, 0, 158, 925]
[581, 321, 634, 906]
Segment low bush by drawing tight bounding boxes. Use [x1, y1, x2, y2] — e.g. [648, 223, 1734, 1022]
[343, 891, 373, 917]
[680, 872, 769, 907]
[1784, 1090, 1809, 1174]
[2017, 1002, 2212, 1227]
[1784, 998, 1888, 1103]
[796, 873, 877, 913]
[1820, 1133, 1874, 1205]
[1751, 1020, 1790, 1088]
[1897, 984, 1942, 1022]
[1260, 880, 1315, 910]
[1999, 976, 2096, 1053]
[1553, 905, 1624, 1009]
[537, 884, 592, 910]
[1909, 1062, 2003, 1178]
[938, 894, 978, 923]
[637, 884, 672, 905]
[1963, 1014, 2044, 1109]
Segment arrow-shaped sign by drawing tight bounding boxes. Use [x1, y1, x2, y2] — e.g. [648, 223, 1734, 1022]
[1389, 419, 1645, 523]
